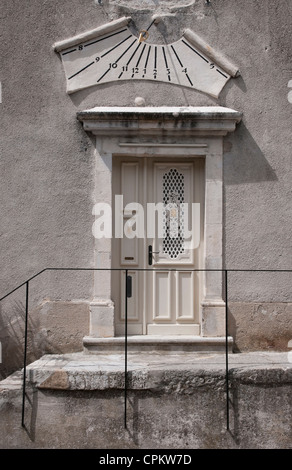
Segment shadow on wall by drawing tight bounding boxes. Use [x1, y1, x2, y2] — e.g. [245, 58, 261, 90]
[0, 296, 90, 380]
[219, 71, 277, 184]
[0, 301, 62, 381]
[22, 382, 38, 442]
[223, 120, 277, 185]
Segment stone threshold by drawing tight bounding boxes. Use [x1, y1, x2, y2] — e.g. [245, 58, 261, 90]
[83, 335, 233, 354]
[1, 351, 291, 393]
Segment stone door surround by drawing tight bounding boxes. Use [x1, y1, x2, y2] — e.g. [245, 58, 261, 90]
[77, 106, 242, 338]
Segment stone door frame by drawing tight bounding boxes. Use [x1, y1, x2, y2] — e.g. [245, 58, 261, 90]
[77, 106, 242, 338]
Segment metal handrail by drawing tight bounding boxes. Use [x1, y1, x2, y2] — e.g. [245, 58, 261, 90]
[1, 267, 291, 431]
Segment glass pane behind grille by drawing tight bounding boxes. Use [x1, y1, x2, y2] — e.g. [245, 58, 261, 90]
[162, 168, 185, 259]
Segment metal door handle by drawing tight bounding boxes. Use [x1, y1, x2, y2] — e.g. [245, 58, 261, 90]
[148, 245, 160, 265]
[126, 275, 132, 298]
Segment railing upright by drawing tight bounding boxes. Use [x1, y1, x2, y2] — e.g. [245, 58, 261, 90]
[225, 269, 229, 431]
[124, 269, 128, 429]
[21, 280, 29, 428]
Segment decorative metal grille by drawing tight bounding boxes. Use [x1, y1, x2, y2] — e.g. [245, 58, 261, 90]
[162, 168, 185, 258]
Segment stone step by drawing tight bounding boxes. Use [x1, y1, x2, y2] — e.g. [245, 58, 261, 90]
[83, 335, 233, 354]
[0, 352, 291, 448]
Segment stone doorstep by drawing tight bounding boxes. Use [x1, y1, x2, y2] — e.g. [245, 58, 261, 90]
[1, 351, 291, 393]
[83, 335, 234, 354]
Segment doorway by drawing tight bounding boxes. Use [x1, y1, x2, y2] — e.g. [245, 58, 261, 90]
[112, 156, 205, 335]
[77, 106, 242, 340]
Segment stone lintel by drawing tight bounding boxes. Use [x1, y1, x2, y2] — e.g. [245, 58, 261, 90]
[77, 107, 242, 137]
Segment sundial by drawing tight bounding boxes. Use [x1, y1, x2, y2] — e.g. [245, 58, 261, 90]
[54, 16, 239, 98]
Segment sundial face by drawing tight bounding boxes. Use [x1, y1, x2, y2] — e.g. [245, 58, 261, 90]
[55, 17, 238, 98]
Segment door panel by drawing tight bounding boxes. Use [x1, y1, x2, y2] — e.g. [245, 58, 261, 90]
[152, 163, 194, 265]
[112, 158, 144, 335]
[120, 162, 140, 266]
[153, 271, 172, 321]
[176, 271, 195, 320]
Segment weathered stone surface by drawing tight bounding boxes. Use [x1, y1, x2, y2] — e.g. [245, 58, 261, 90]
[229, 302, 292, 352]
[83, 335, 233, 354]
[38, 370, 69, 390]
[0, 351, 291, 449]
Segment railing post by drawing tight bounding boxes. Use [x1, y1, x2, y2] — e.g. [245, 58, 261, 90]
[21, 280, 29, 428]
[124, 269, 128, 429]
[225, 269, 229, 431]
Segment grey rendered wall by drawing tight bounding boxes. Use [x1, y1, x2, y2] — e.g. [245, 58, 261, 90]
[0, 0, 291, 375]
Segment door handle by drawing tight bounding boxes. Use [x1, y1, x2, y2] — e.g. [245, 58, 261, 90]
[148, 245, 160, 265]
[126, 275, 132, 298]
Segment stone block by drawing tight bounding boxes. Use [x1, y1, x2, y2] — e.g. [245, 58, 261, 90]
[89, 300, 115, 337]
[201, 302, 226, 337]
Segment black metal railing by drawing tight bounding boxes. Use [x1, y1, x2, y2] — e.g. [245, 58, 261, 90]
[0, 267, 291, 432]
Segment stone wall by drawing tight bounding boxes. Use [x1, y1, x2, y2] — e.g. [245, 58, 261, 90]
[0, 353, 291, 449]
[229, 302, 292, 352]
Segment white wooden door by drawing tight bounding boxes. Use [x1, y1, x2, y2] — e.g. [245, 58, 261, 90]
[112, 157, 204, 336]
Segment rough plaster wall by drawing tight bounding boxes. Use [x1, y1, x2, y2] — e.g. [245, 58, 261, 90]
[0, 0, 291, 365]
[1, 0, 291, 285]
[0, 1, 98, 296]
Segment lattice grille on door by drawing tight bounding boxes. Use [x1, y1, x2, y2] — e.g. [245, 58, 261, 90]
[162, 168, 185, 259]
